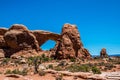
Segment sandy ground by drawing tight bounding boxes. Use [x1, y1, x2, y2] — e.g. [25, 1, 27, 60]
[0, 71, 120, 80]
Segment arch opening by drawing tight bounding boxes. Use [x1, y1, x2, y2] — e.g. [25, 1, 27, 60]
[40, 40, 56, 50]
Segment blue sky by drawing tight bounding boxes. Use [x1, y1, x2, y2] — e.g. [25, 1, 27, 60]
[0, 0, 120, 55]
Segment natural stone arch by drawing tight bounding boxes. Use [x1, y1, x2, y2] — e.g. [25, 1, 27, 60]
[32, 30, 61, 47]
[41, 40, 56, 50]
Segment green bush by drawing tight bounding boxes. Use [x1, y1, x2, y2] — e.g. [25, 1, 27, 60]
[92, 67, 101, 74]
[5, 69, 12, 74]
[41, 54, 51, 62]
[2, 58, 10, 65]
[54, 66, 62, 71]
[70, 58, 76, 62]
[105, 63, 114, 70]
[66, 64, 90, 72]
[5, 69, 27, 76]
[28, 56, 36, 65]
[48, 64, 53, 69]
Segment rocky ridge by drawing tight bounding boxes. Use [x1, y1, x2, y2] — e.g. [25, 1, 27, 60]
[0, 23, 91, 59]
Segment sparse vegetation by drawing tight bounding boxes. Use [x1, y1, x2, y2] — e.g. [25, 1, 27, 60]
[5, 69, 28, 76]
[1, 58, 10, 65]
[5, 69, 12, 74]
[0, 55, 120, 79]
[54, 66, 63, 71]
[48, 64, 53, 69]
[70, 58, 76, 62]
[92, 66, 101, 74]
[66, 64, 90, 72]
[104, 63, 114, 70]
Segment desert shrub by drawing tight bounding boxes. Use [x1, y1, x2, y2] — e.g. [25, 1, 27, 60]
[87, 63, 94, 67]
[66, 64, 90, 72]
[14, 59, 21, 64]
[54, 66, 62, 71]
[28, 56, 42, 65]
[2, 58, 10, 65]
[39, 70, 46, 76]
[5, 69, 27, 76]
[28, 56, 36, 65]
[105, 63, 114, 70]
[5, 69, 12, 74]
[58, 61, 67, 66]
[42, 57, 49, 62]
[41, 54, 53, 62]
[12, 69, 20, 74]
[70, 58, 76, 62]
[92, 67, 101, 74]
[98, 62, 105, 66]
[41, 54, 45, 58]
[20, 69, 28, 76]
[48, 64, 53, 69]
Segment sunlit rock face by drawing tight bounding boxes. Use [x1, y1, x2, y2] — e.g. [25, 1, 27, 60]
[0, 24, 60, 57]
[0, 23, 91, 59]
[53, 23, 91, 59]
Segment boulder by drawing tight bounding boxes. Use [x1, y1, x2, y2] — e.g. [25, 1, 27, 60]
[4, 24, 40, 50]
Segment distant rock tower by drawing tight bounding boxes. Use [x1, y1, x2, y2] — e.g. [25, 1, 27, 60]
[100, 48, 108, 58]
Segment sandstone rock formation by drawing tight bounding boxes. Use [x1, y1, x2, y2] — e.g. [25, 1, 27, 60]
[100, 48, 108, 58]
[0, 24, 61, 57]
[4, 24, 40, 50]
[32, 30, 61, 47]
[0, 23, 91, 59]
[53, 24, 91, 59]
[0, 28, 8, 35]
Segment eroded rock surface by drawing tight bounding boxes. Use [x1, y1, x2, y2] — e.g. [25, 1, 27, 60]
[0, 23, 91, 59]
[54, 24, 91, 59]
[4, 24, 40, 50]
[32, 30, 61, 46]
[0, 24, 61, 57]
[0, 28, 8, 35]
